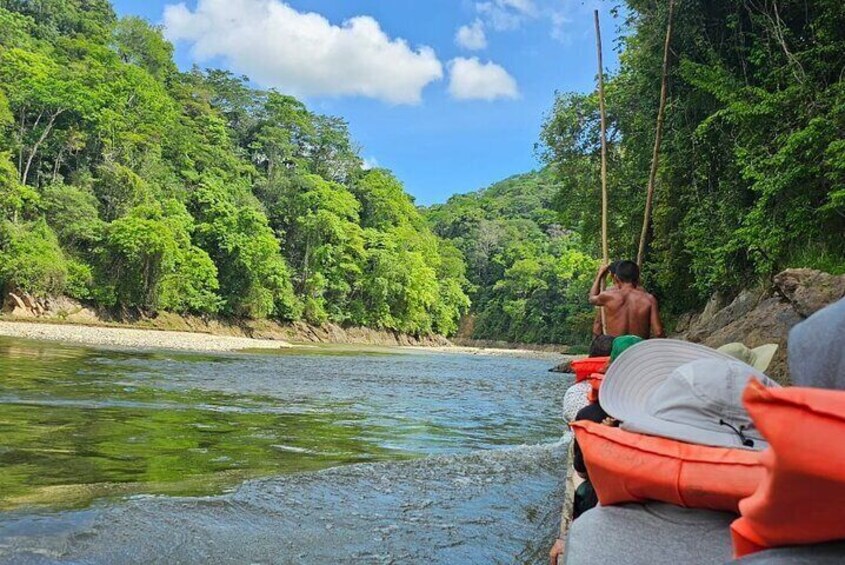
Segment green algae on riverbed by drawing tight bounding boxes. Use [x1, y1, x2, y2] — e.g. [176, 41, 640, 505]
[0, 337, 570, 513]
[0, 339, 408, 510]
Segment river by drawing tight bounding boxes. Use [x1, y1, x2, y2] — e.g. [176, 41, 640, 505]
[0, 337, 572, 564]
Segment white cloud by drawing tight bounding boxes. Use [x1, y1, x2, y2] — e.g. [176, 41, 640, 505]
[475, 0, 538, 31]
[362, 157, 379, 170]
[549, 1, 605, 43]
[455, 20, 487, 51]
[466, 0, 610, 43]
[447, 57, 519, 101]
[550, 12, 572, 42]
[163, 0, 443, 105]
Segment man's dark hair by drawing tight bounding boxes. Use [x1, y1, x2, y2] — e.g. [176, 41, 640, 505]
[589, 335, 615, 357]
[614, 260, 640, 285]
[608, 260, 621, 276]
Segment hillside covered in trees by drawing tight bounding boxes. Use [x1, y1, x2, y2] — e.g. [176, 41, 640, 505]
[0, 0, 470, 336]
[426, 171, 599, 345]
[431, 0, 845, 345]
[539, 0, 845, 317]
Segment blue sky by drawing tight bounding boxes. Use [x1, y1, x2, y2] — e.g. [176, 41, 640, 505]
[111, 0, 624, 205]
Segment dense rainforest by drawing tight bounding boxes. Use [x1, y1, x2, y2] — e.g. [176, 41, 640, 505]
[429, 0, 845, 343]
[539, 0, 845, 317]
[425, 171, 599, 344]
[0, 0, 470, 336]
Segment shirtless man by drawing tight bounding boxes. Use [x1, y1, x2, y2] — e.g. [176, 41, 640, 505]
[588, 260, 665, 339]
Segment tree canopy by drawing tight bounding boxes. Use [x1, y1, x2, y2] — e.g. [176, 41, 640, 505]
[3, 0, 841, 346]
[426, 171, 598, 344]
[0, 1, 469, 336]
[540, 0, 845, 316]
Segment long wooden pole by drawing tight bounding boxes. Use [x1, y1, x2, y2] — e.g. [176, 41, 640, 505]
[637, 0, 675, 268]
[594, 10, 609, 334]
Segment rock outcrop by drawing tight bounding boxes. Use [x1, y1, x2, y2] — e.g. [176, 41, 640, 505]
[3, 293, 101, 323]
[549, 359, 574, 373]
[676, 269, 845, 383]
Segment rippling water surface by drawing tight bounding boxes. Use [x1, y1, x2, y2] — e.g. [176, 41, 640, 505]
[0, 338, 572, 564]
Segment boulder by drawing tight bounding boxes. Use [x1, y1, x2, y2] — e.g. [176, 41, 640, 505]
[6, 292, 26, 311]
[4, 292, 35, 318]
[700, 297, 802, 383]
[685, 288, 766, 343]
[676, 268, 844, 384]
[773, 269, 845, 318]
[672, 311, 697, 335]
[549, 359, 574, 373]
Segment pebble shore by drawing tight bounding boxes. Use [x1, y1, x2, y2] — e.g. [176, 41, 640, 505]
[0, 321, 293, 352]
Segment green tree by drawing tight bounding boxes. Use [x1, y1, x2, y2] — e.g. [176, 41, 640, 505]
[190, 179, 298, 319]
[0, 218, 67, 296]
[0, 0, 471, 338]
[112, 16, 176, 82]
[540, 0, 845, 317]
[40, 182, 104, 249]
[270, 174, 364, 323]
[100, 200, 220, 313]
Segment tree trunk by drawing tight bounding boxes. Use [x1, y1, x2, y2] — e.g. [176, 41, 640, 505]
[637, 0, 675, 268]
[52, 146, 65, 183]
[22, 109, 64, 186]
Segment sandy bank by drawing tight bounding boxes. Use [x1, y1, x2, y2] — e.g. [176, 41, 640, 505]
[0, 320, 577, 361]
[0, 321, 293, 353]
[405, 344, 573, 361]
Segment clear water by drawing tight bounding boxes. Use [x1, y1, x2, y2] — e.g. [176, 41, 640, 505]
[0, 338, 573, 564]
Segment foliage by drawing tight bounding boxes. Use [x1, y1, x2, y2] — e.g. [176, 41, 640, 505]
[190, 180, 295, 319]
[426, 170, 597, 344]
[0, 2, 469, 335]
[539, 0, 845, 316]
[0, 219, 67, 296]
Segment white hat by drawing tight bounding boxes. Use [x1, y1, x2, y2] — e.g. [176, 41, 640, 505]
[601, 339, 780, 450]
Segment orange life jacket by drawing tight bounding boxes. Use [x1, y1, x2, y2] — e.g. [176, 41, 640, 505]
[571, 356, 610, 382]
[731, 379, 845, 557]
[571, 420, 765, 513]
[586, 372, 604, 403]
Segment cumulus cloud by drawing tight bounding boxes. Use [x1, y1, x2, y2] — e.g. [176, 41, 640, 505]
[163, 0, 443, 105]
[455, 20, 487, 50]
[447, 57, 519, 101]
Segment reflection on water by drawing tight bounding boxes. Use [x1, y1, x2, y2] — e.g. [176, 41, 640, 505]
[0, 337, 572, 563]
[0, 338, 570, 509]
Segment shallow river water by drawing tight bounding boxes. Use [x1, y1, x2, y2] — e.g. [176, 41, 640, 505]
[0, 338, 572, 564]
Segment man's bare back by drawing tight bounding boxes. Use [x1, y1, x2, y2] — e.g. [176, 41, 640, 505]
[589, 262, 665, 339]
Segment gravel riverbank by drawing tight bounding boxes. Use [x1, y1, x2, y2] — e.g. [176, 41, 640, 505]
[0, 320, 577, 363]
[0, 321, 294, 352]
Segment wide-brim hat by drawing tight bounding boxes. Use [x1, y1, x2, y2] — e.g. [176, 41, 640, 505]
[717, 342, 779, 372]
[601, 339, 780, 450]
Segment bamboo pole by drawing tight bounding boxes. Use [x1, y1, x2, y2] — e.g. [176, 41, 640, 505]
[637, 0, 675, 268]
[594, 10, 609, 334]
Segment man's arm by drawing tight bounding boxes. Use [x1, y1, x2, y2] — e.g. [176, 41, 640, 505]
[650, 297, 666, 338]
[589, 264, 612, 306]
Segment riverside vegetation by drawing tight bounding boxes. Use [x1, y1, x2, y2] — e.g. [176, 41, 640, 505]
[418, 0, 845, 343]
[0, 1, 469, 337]
[536, 0, 845, 317]
[0, 0, 843, 347]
